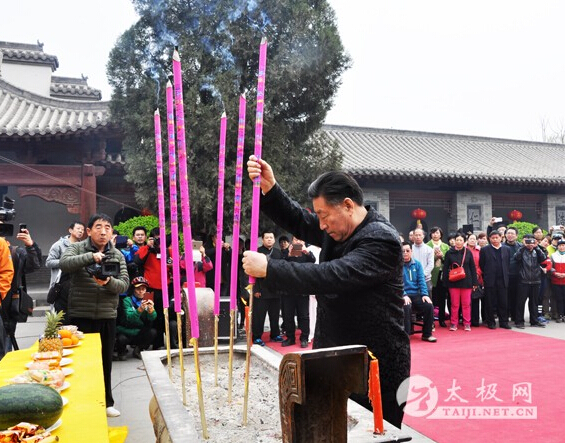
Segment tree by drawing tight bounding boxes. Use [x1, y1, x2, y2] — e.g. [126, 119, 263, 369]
[107, 0, 349, 237]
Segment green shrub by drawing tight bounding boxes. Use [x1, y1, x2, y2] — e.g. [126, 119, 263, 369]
[507, 221, 546, 242]
[114, 215, 160, 238]
[114, 215, 188, 251]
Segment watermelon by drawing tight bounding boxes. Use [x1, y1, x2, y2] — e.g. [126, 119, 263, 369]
[0, 383, 63, 429]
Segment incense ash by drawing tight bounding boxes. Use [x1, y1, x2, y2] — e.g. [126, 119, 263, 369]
[170, 353, 282, 442]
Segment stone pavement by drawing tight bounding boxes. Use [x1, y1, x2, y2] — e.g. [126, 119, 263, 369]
[11, 284, 565, 442]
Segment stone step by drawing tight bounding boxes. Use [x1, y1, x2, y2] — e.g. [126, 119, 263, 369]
[32, 305, 51, 317]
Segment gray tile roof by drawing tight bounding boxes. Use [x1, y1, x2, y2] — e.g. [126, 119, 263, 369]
[0, 78, 110, 138]
[0, 41, 58, 71]
[50, 76, 102, 101]
[322, 125, 565, 187]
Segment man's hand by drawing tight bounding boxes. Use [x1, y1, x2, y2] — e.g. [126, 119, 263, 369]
[242, 251, 268, 278]
[94, 276, 110, 286]
[247, 155, 276, 194]
[403, 295, 411, 306]
[422, 295, 432, 304]
[16, 229, 33, 247]
[92, 252, 105, 263]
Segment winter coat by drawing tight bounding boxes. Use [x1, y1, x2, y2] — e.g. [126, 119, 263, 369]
[479, 244, 510, 288]
[117, 295, 157, 337]
[254, 246, 283, 299]
[442, 246, 478, 288]
[258, 183, 410, 398]
[514, 246, 546, 284]
[60, 238, 129, 319]
[403, 258, 428, 296]
[45, 236, 71, 288]
[550, 252, 565, 286]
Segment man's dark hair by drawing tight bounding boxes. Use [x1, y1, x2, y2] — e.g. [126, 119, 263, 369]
[506, 227, 518, 235]
[401, 241, 412, 249]
[532, 226, 542, 234]
[261, 230, 275, 238]
[523, 233, 535, 240]
[150, 227, 160, 237]
[307, 171, 364, 206]
[279, 235, 289, 243]
[69, 221, 85, 230]
[87, 213, 112, 229]
[132, 226, 147, 236]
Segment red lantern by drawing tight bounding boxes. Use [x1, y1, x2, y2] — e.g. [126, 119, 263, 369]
[140, 207, 153, 216]
[508, 210, 522, 221]
[411, 208, 427, 225]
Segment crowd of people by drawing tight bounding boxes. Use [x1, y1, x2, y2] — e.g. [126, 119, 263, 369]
[401, 219, 565, 341]
[4, 159, 565, 428]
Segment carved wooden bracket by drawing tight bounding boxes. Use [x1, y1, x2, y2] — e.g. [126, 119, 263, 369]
[279, 345, 367, 443]
[18, 186, 80, 214]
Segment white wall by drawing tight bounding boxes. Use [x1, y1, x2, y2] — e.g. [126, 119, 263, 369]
[1, 63, 52, 97]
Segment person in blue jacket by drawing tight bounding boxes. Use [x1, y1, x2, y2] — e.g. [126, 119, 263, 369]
[401, 242, 437, 342]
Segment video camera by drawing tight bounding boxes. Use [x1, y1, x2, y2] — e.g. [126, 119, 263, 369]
[85, 257, 121, 279]
[0, 197, 16, 237]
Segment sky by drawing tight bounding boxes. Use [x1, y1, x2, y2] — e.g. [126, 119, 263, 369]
[2, 0, 565, 142]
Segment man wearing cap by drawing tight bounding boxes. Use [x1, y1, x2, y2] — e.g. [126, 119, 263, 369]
[116, 276, 157, 360]
[513, 234, 547, 328]
[479, 230, 512, 329]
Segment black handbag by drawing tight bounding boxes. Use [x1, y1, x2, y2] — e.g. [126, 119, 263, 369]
[472, 286, 484, 300]
[47, 272, 71, 305]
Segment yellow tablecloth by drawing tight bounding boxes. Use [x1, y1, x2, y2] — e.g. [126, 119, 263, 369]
[0, 334, 109, 442]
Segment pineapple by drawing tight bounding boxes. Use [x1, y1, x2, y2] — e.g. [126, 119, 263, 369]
[39, 310, 65, 355]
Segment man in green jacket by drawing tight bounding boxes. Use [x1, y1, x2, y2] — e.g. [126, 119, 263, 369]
[60, 213, 129, 418]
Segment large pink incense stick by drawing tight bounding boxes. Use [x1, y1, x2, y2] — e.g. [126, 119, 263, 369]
[173, 49, 199, 338]
[248, 37, 268, 284]
[166, 81, 182, 313]
[213, 112, 227, 316]
[154, 109, 169, 310]
[229, 95, 247, 310]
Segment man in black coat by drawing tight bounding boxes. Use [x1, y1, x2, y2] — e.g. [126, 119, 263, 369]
[242, 155, 410, 429]
[251, 230, 284, 346]
[479, 229, 512, 329]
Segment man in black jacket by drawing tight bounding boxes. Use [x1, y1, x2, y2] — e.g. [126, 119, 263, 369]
[479, 230, 512, 329]
[3, 227, 41, 352]
[243, 156, 409, 429]
[251, 230, 284, 346]
[513, 234, 547, 328]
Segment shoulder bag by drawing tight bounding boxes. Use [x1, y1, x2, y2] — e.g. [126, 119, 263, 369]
[448, 247, 467, 282]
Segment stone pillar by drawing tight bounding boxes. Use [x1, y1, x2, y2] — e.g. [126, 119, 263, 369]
[184, 287, 216, 347]
[455, 192, 492, 233]
[364, 188, 389, 219]
[546, 195, 565, 227]
[80, 164, 97, 221]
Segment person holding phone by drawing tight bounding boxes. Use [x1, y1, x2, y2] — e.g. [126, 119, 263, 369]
[116, 276, 157, 360]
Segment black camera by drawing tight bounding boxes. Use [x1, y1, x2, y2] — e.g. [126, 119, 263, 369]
[85, 257, 121, 279]
[524, 238, 536, 245]
[114, 235, 129, 249]
[0, 197, 16, 222]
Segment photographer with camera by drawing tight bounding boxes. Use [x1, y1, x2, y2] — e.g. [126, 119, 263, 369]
[60, 213, 129, 417]
[134, 227, 170, 350]
[2, 226, 41, 353]
[0, 235, 14, 361]
[513, 234, 547, 328]
[116, 276, 157, 360]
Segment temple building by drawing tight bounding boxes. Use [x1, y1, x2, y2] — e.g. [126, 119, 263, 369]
[3, 39, 565, 260]
[325, 125, 565, 237]
[0, 41, 135, 253]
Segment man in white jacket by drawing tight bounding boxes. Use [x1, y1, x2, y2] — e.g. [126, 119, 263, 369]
[45, 221, 84, 287]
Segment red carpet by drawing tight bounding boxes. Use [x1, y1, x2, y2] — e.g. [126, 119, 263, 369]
[404, 325, 565, 443]
[263, 330, 312, 354]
